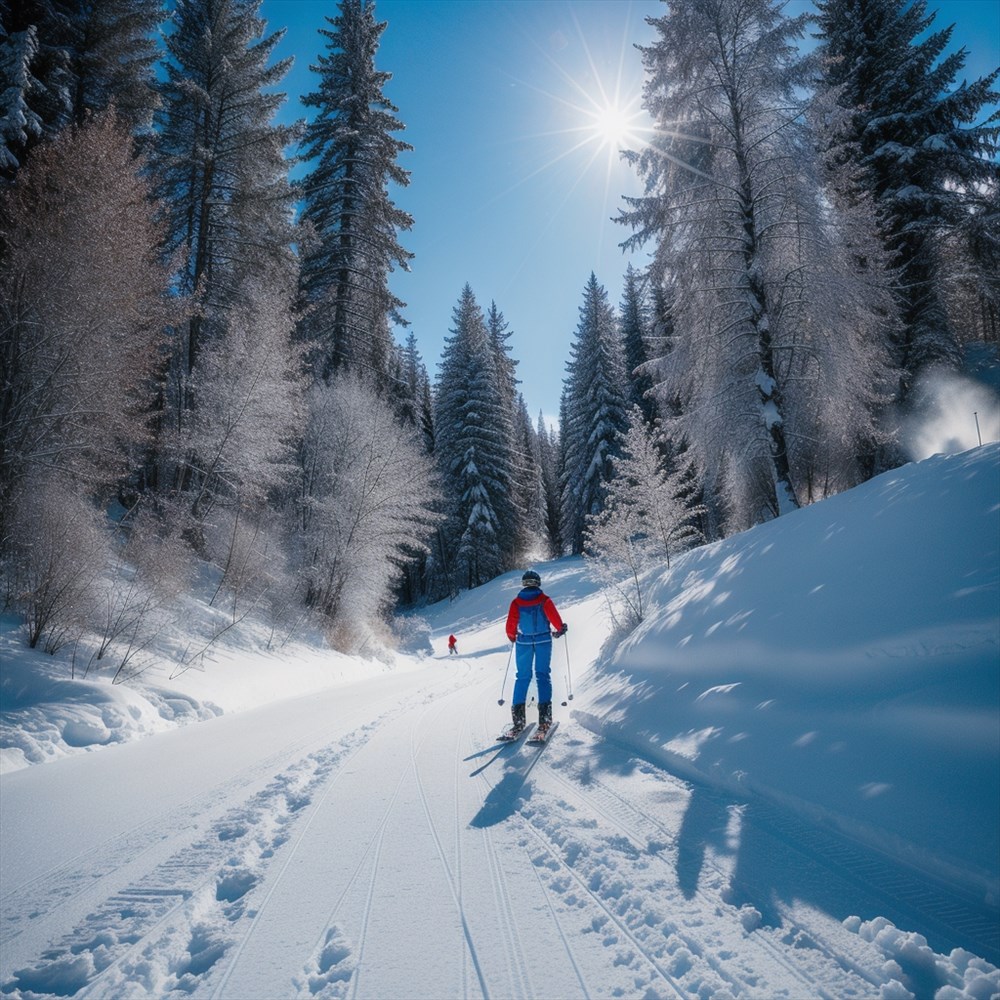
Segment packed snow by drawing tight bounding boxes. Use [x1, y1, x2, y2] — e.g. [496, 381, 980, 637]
[1, 445, 998, 1000]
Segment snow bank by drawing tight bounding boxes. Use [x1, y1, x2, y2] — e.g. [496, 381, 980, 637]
[577, 445, 1000, 901]
[0, 593, 413, 775]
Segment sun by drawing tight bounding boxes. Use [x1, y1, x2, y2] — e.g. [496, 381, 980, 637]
[587, 102, 639, 151]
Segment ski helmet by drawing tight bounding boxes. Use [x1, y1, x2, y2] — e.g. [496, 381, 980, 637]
[522, 570, 541, 588]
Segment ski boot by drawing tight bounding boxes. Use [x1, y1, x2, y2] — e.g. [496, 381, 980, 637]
[500, 703, 526, 741]
[536, 701, 552, 739]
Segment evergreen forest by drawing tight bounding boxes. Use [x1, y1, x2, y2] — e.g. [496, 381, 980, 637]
[1, 0, 997, 657]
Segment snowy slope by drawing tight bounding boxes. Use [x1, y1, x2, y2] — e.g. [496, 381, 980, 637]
[1, 446, 998, 1000]
[579, 445, 1000, 897]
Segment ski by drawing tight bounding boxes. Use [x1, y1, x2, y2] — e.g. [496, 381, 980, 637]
[526, 721, 558, 746]
[496, 723, 533, 743]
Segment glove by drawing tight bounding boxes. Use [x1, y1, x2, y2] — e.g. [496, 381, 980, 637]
[554, 623, 568, 638]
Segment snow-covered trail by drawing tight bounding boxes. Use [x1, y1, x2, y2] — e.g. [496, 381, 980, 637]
[1, 581, 995, 999]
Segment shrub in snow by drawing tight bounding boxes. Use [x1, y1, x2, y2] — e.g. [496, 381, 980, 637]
[88, 509, 191, 682]
[7, 480, 107, 653]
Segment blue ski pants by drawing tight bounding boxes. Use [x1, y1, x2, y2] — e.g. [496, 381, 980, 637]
[513, 636, 552, 705]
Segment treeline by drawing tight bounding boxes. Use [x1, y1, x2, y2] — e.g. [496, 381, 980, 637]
[0, 0, 997, 661]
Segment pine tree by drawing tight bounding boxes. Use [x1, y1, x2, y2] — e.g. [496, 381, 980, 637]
[619, 264, 657, 425]
[485, 300, 520, 563]
[816, 0, 1000, 395]
[0, 0, 161, 182]
[0, 20, 43, 177]
[512, 393, 546, 557]
[298, 0, 413, 382]
[60, 0, 161, 130]
[151, 0, 302, 529]
[434, 285, 515, 592]
[559, 273, 630, 555]
[619, 0, 893, 533]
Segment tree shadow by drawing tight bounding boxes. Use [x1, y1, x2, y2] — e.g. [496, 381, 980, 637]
[584, 735, 999, 996]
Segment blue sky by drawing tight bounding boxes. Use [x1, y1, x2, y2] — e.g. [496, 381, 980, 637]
[260, 0, 1000, 425]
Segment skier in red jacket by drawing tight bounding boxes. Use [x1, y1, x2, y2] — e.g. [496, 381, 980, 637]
[505, 570, 566, 737]
[448, 634, 458, 655]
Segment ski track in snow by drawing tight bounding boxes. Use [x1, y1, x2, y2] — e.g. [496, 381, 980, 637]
[2, 644, 997, 999]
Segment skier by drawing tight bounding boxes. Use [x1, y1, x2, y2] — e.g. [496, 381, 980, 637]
[448, 634, 458, 655]
[505, 569, 566, 738]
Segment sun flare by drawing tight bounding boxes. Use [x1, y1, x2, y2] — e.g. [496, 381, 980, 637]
[588, 102, 636, 150]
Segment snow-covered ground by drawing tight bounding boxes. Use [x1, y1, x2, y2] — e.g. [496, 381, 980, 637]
[1, 445, 998, 999]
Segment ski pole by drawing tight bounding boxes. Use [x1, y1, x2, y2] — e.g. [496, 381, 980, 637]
[560, 633, 574, 706]
[497, 642, 515, 705]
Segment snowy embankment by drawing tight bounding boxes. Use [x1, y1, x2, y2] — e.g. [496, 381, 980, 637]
[0, 587, 426, 775]
[575, 445, 999, 907]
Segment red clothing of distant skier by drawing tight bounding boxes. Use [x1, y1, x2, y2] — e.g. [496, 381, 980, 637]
[505, 591, 564, 643]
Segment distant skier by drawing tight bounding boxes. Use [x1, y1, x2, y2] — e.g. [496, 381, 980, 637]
[448, 634, 458, 655]
[505, 570, 566, 738]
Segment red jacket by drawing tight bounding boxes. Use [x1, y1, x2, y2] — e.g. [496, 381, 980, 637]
[506, 590, 564, 642]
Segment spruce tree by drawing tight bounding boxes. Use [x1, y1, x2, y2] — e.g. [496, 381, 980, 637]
[434, 285, 515, 591]
[485, 301, 520, 564]
[298, 0, 413, 382]
[151, 0, 301, 528]
[816, 0, 1000, 394]
[512, 393, 546, 557]
[559, 273, 630, 555]
[0, 20, 43, 177]
[619, 264, 657, 426]
[0, 1, 70, 181]
[61, 0, 161, 130]
[0, 0, 161, 182]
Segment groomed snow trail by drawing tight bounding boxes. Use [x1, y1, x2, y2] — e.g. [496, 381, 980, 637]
[1, 594, 994, 999]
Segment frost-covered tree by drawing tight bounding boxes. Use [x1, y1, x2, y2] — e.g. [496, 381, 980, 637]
[584, 407, 704, 625]
[150, 0, 301, 524]
[619, 0, 894, 533]
[559, 273, 629, 554]
[434, 285, 515, 592]
[298, 0, 413, 382]
[816, 0, 1000, 395]
[0, 113, 169, 543]
[296, 372, 438, 649]
[0, 114, 170, 646]
[183, 275, 305, 526]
